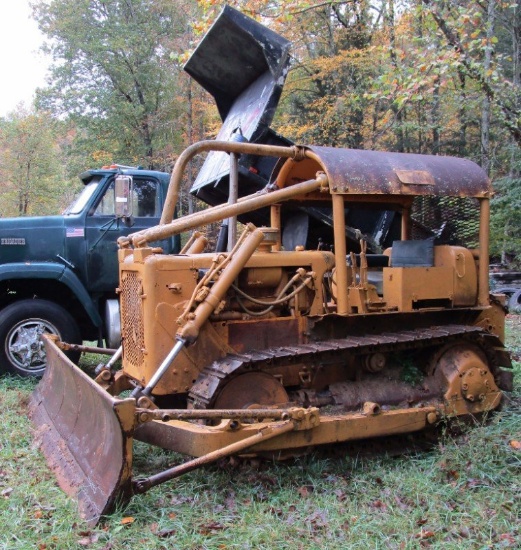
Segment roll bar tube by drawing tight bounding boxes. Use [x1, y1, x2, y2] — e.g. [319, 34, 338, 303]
[160, 141, 307, 225]
[121, 142, 326, 249]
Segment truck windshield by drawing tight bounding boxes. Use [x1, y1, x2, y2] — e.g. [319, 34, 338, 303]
[64, 179, 101, 215]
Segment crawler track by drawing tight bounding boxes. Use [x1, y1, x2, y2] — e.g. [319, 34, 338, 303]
[189, 324, 509, 409]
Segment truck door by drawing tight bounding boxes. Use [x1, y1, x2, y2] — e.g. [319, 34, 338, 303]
[85, 176, 162, 293]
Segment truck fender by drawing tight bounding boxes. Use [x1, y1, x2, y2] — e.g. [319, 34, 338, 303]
[0, 262, 103, 327]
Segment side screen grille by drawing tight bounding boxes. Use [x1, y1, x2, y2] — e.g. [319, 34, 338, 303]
[120, 271, 145, 368]
[411, 196, 480, 248]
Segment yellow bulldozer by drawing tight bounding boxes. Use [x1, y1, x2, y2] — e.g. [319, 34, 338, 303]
[31, 139, 513, 525]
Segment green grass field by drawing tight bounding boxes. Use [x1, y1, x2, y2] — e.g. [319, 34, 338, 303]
[1, 318, 520, 549]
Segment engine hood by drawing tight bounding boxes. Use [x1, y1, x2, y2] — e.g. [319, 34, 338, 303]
[0, 215, 67, 265]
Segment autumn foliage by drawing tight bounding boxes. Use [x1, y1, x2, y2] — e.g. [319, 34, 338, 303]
[1, 0, 520, 264]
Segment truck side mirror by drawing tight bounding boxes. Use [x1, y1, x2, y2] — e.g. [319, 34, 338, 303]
[115, 175, 134, 224]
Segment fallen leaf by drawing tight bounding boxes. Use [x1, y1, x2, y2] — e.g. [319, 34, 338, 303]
[121, 516, 135, 525]
[169, 494, 192, 506]
[256, 474, 277, 486]
[466, 478, 485, 489]
[225, 490, 237, 513]
[157, 528, 176, 538]
[394, 495, 411, 510]
[297, 485, 314, 497]
[334, 488, 347, 502]
[445, 469, 459, 484]
[306, 510, 328, 531]
[34, 509, 43, 519]
[168, 512, 176, 520]
[371, 499, 387, 511]
[198, 521, 225, 535]
[77, 533, 99, 546]
[498, 533, 517, 545]
[415, 530, 435, 540]
[458, 526, 471, 538]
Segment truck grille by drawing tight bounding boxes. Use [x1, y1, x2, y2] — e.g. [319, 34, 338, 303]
[120, 271, 145, 368]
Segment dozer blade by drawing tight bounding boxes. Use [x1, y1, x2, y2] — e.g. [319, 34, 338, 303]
[29, 336, 136, 526]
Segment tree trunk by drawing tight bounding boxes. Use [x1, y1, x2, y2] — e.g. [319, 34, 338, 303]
[509, 0, 521, 178]
[481, 0, 496, 175]
[457, 69, 468, 157]
[187, 78, 194, 216]
[387, 0, 405, 152]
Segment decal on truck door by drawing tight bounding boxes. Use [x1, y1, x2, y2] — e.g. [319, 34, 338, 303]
[66, 228, 85, 238]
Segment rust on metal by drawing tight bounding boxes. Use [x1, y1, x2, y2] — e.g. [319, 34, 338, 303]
[125, 142, 491, 251]
[228, 318, 299, 351]
[134, 406, 437, 457]
[29, 134, 512, 528]
[211, 371, 289, 409]
[188, 324, 503, 409]
[57, 341, 118, 355]
[30, 336, 135, 526]
[136, 407, 299, 423]
[133, 419, 298, 494]
[300, 146, 491, 198]
[394, 169, 435, 186]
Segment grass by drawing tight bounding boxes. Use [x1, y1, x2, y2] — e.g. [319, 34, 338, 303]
[1, 319, 520, 549]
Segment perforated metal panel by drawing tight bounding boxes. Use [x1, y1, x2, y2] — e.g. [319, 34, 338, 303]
[120, 271, 145, 368]
[411, 196, 480, 248]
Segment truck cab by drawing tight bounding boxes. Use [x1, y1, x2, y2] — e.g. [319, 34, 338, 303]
[0, 166, 179, 376]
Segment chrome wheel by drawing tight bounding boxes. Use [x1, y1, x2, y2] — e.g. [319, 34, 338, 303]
[6, 317, 60, 375]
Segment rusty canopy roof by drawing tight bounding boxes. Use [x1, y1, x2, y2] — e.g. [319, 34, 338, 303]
[295, 146, 491, 198]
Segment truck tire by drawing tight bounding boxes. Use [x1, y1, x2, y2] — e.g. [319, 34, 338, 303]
[0, 299, 81, 377]
[508, 289, 521, 313]
[493, 287, 517, 299]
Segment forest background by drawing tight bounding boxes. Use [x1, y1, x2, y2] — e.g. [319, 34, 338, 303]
[0, 0, 520, 267]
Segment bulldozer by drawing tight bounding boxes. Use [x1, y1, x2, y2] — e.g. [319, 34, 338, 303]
[30, 139, 513, 525]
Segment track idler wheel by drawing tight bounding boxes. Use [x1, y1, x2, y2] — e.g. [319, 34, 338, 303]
[435, 344, 502, 416]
